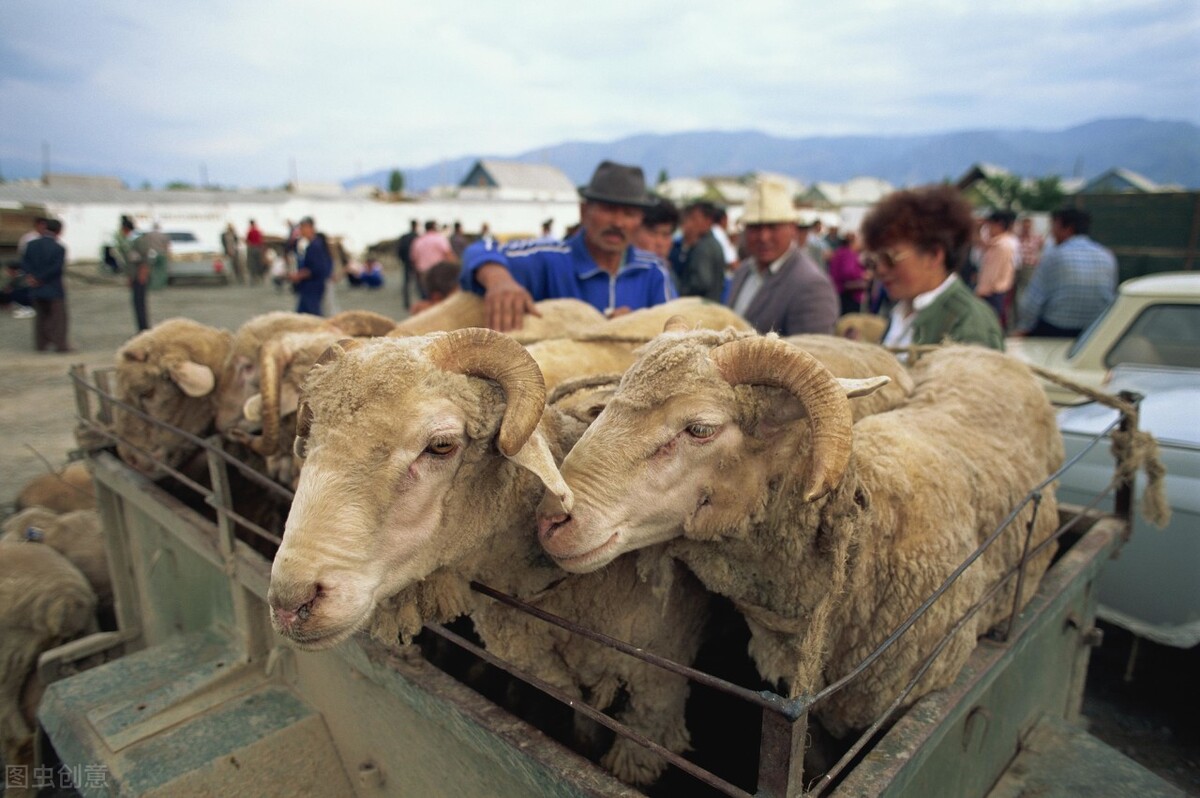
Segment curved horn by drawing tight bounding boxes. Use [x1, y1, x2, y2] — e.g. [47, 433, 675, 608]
[424, 329, 546, 457]
[293, 401, 313, 459]
[662, 315, 691, 334]
[255, 339, 287, 457]
[709, 337, 853, 502]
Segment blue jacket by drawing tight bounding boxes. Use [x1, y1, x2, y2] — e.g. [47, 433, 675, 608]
[21, 236, 66, 301]
[461, 232, 675, 315]
[294, 234, 331, 315]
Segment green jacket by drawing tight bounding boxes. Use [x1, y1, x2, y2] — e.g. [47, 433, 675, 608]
[911, 277, 1004, 350]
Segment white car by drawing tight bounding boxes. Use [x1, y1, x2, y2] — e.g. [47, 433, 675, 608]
[1055, 365, 1200, 648]
[1007, 272, 1200, 405]
[133, 229, 230, 285]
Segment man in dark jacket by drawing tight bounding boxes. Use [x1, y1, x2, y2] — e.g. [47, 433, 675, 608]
[670, 201, 727, 301]
[289, 216, 332, 315]
[396, 219, 419, 309]
[19, 218, 72, 352]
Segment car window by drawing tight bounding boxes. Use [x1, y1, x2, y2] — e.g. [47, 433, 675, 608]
[1105, 304, 1200, 370]
[167, 232, 199, 243]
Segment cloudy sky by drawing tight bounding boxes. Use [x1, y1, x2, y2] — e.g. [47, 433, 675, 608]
[2, 0, 1197, 188]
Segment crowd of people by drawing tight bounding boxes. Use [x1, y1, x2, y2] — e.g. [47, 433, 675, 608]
[452, 159, 1118, 354]
[2, 159, 1119, 356]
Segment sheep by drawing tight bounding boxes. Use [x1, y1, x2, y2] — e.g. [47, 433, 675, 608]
[527, 299, 755, 390]
[326, 309, 399, 337]
[214, 312, 339, 434]
[233, 329, 346, 486]
[14, 461, 95, 513]
[2, 507, 111, 612]
[0, 540, 97, 777]
[537, 331, 1063, 741]
[240, 301, 757, 483]
[114, 318, 234, 476]
[834, 312, 888, 344]
[268, 330, 708, 785]
[386, 292, 607, 342]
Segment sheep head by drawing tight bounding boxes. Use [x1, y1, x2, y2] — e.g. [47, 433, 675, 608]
[269, 330, 570, 650]
[113, 319, 233, 476]
[537, 330, 888, 573]
[215, 312, 334, 434]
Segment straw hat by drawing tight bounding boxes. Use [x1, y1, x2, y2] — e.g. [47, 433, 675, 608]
[741, 178, 799, 224]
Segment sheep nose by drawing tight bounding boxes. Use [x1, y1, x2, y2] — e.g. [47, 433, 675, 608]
[269, 583, 320, 632]
[538, 512, 571, 546]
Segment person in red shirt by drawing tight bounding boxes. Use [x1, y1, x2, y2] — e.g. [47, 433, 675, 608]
[246, 220, 265, 283]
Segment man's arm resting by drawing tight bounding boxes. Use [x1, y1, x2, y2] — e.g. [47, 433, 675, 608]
[477, 262, 538, 332]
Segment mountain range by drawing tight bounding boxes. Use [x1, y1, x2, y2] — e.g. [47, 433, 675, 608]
[349, 118, 1200, 194]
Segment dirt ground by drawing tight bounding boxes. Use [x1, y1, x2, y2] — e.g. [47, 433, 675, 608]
[0, 265, 409, 510]
[1, 266, 1196, 795]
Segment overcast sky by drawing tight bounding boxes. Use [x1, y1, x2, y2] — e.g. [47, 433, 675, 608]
[2, 0, 1198, 188]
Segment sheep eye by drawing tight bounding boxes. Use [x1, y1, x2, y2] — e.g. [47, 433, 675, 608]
[425, 439, 457, 457]
[686, 423, 716, 440]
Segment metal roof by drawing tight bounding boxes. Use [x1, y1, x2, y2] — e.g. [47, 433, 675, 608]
[463, 160, 577, 193]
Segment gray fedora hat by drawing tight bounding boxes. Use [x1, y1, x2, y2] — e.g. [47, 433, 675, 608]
[579, 160, 654, 208]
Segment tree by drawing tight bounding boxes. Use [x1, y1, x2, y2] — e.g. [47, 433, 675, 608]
[982, 174, 1024, 211]
[656, 168, 668, 186]
[1018, 176, 1066, 212]
[388, 169, 405, 195]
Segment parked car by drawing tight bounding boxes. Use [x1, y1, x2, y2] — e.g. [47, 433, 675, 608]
[1055, 364, 1200, 648]
[1007, 272, 1200, 405]
[133, 229, 230, 285]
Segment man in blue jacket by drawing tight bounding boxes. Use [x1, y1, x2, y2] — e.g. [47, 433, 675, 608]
[19, 217, 72, 352]
[460, 161, 675, 331]
[289, 216, 332, 315]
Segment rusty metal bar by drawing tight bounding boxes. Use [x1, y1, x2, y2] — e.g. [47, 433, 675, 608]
[1000, 492, 1043, 643]
[424, 621, 754, 798]
[758, 706, 809, 798]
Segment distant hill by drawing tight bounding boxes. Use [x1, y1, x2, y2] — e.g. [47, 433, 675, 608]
[348, 118, 1200, 194]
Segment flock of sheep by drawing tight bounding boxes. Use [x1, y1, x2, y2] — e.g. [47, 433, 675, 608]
[0, 291, 1066, 789]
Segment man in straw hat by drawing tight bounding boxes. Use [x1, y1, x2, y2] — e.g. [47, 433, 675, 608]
[461, 160, 676, 331]
[726, 177, 838, 335]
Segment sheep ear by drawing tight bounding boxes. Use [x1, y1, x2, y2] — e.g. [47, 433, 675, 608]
[506, 427, 573, 514]
[243, 394, 263, 423]
[838, 376, 891, 398]
[167, 359, 216, 397]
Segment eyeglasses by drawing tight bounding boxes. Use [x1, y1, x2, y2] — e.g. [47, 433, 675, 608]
[863, 247, 914, 270]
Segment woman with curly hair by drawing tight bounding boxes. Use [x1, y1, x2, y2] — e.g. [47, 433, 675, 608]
[861, 185, 1003, 350]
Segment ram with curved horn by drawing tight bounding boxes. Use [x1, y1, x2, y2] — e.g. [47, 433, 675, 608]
[537, 330, 1063, 739]
[270, 329, 707, 786]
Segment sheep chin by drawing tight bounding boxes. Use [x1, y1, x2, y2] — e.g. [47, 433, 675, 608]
[550, 531, 623, 573]
[277, 612, 369, 651]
